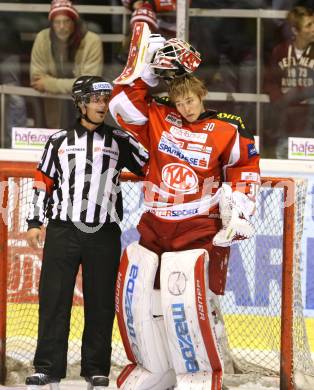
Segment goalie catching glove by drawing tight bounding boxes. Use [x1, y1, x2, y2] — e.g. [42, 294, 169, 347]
[213, 183, 255, 247]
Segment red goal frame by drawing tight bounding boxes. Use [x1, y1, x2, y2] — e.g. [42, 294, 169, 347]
[0, 160, 297, 389]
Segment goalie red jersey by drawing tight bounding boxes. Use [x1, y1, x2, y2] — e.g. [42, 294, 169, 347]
[110, 79, 260, 221]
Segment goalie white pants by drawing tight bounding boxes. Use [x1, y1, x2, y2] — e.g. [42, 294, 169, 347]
[115, 242, 225, 390]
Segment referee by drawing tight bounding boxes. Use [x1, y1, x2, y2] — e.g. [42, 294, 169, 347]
[25, 76, 148, 389]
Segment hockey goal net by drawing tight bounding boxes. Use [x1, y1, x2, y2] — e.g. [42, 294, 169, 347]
[0, 160, 313, 389]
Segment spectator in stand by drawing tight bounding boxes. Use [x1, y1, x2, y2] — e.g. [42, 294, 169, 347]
[264, 6, 314, 158]
[30, 0, 103, 129]
[122, 0, 179, 38]
[0, 18, 27, 148]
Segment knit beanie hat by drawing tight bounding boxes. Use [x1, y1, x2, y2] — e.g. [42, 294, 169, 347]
[48, 0, 79, 21]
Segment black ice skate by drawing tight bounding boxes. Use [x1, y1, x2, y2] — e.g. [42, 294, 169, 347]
[25, 373, 60, 390]
[85, 375, 109, 389]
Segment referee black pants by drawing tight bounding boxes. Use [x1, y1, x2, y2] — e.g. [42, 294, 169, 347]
[33, 220, 121, 379]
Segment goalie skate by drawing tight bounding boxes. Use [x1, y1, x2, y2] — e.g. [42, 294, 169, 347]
[114, 22, 151, 85]
[85, 375, 109, 389]
[25, 373, 60, 390]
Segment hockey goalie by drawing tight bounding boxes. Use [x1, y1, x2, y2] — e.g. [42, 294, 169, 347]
[110, 22, 260, 390]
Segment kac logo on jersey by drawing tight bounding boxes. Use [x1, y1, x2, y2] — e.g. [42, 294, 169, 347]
[247, 144, 258, 157]
[162, 163, 198, 192]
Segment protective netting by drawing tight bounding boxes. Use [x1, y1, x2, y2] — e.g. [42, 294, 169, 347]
[2, 175, 314, 388]
[220, 178, 314, 388]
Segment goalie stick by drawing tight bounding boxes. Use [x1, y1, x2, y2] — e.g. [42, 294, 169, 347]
[114, 22, 151, 85]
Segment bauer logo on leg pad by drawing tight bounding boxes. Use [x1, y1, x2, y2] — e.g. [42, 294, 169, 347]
[172, 303, 200, 373]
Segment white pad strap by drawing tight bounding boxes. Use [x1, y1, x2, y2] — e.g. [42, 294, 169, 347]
[160, 249, 224, 389]
[116, 242, 174, 386]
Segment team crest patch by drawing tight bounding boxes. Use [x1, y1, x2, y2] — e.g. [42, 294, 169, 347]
[165, 113, 182, 127]
[248, 143, 258, 157]
[162, 163, 198, 192]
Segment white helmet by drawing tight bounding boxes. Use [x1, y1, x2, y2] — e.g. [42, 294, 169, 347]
[151, 38, 201, 79]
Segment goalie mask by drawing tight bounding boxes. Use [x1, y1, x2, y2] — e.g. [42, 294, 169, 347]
[151, 38, 201, 80]
[72, 76, 113, 107]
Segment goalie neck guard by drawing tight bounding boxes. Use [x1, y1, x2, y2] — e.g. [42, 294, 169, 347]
[151, 38, 201, 79]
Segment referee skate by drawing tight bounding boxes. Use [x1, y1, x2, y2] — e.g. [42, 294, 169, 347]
[25, 374, 109, 389]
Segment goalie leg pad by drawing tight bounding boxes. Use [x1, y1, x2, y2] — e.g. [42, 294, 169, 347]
[175, 372, 213, 390]
[116, 242, 175, 389]
[118, 364, 176, 390]
[160, 249, 224, 389]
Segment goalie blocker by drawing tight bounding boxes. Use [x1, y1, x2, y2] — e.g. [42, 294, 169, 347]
[114, 21, 202, 86]
[115, 242, 224, 390]
[114, 22, 153, 85]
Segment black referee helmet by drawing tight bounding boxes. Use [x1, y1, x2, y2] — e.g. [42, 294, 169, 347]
[72, 75, 113, 106]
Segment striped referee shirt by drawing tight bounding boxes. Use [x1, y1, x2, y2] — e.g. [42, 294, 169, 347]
[27, 121, 148, 228]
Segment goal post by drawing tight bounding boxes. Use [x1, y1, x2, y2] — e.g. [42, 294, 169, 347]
[0, 160, 313, 389]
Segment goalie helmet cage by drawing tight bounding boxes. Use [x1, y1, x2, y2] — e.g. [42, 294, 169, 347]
[0, 161, 313, 389]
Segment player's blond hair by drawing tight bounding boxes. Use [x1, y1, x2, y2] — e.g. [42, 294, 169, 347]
[168, 74, 207, 103]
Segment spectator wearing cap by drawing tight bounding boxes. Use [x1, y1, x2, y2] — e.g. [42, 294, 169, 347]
[121, 0, 182, 38]
[30, 0, 103, 129]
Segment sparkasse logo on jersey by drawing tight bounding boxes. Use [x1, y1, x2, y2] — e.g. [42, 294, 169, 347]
[158, 136, 210, 169]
